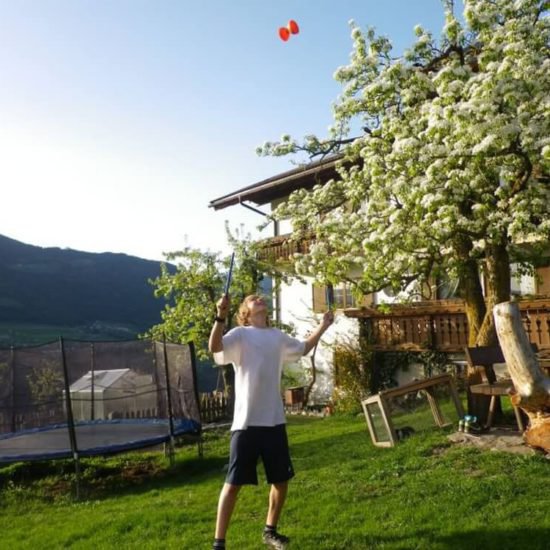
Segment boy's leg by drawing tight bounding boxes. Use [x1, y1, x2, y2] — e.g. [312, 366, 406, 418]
[266, 481, 288, 527]
[261, 425, 293, 548]
[215, 483, 241, 539]
[214, 428, 259, 546]
[263, 485, 290, 549]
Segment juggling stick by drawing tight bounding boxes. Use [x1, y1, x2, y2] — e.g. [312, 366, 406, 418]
[224, 252, 235, 296]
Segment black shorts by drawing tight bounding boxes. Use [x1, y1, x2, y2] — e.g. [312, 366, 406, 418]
[225, 424, 295, 486]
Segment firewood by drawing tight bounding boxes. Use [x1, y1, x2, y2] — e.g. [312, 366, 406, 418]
[493, 302, 550, 453]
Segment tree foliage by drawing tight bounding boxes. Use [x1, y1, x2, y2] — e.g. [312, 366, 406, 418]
[26, 364, 64, 403]
[258, 0, 550, 345]
[146, 251, 257, 361]
[145, 230, 286, 361]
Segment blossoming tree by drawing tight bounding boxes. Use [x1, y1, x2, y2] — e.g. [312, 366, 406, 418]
[146, 244, 261, 411]
[259, 0, 550, 347]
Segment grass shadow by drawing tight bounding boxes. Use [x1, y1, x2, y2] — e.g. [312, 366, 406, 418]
[305, 524, 550, 549]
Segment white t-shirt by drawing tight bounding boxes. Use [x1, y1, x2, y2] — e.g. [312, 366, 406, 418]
[213, 326, 305, 431]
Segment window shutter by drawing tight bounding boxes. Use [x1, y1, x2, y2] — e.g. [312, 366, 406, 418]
[359, 293, 375, 307]
[312, 284, 327, 313]
[536, 266, 550, 296]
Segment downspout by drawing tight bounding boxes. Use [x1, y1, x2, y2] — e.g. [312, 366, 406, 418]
[238, 197, 270, 218]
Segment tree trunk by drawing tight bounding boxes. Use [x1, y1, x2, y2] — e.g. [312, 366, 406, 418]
[476, 241, 511, 346]
[493, 301, 550, 453]
[459, 257, 486, 346]
[457, 252, 490, 419]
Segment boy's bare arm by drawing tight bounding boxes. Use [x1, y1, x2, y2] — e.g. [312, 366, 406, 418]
[208, 294, 230, 353]
[303, 310, 334, 355]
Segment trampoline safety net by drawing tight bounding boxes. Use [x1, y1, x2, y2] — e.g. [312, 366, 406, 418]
[0, 339, 201, 462]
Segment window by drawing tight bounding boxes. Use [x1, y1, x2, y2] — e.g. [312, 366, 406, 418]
[312, 283, 364, 312]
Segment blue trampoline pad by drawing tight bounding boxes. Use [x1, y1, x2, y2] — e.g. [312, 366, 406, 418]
[0, 419, 200, 463]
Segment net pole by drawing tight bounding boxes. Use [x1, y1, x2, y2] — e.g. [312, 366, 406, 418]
[59, 337, 80, 499]
[188, 341, 201, 426]
[90, 343, 95, 421]
[162, 336, 176, 466]
[151, 340, 161, 417]
[188, 341, 204, 458]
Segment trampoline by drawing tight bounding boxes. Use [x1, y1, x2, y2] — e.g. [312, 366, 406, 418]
[0, 339, 202, 465]
[0, 418, 200, 462]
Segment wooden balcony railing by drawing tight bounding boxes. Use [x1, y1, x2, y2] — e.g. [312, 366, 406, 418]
[345, 299, 550, 352]
[257, 234, 314, 262]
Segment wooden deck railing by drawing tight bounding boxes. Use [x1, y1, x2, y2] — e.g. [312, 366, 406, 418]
[258, 235, 550, 351]
[345, 299, 550, 352]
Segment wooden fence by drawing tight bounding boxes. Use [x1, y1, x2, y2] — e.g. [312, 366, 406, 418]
[199, 392, 230, 423]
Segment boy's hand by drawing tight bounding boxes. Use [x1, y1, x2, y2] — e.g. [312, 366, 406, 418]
[322, 310, 334, 330]
[216, 294, 230, 319]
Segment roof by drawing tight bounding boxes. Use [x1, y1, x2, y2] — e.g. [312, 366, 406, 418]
[69, 369, 131, 392]
[208, 154, 344, 210]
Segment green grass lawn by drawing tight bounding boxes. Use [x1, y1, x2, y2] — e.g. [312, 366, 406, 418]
[1, 412, 549, 549]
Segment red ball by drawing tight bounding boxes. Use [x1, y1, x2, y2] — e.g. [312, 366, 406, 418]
[288, 20, 299, 35]
[279, 27, 290, 41]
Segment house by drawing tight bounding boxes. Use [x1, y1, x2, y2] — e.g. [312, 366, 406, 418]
[69, 369, 157, 421]
[209, 156, 550, 402]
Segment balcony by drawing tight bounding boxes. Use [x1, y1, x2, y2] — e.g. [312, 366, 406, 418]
[257, 234, 314, 263]
[344, 298, 550, 352]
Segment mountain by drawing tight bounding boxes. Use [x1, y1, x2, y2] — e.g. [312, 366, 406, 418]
[0, 234, 170, 336]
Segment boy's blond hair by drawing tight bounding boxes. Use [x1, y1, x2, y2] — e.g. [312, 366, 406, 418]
[236, 294, 271, 327]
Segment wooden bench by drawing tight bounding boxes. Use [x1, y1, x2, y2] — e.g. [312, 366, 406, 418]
[465, 344, 538, 431]
[467, 379, 525, 431]
[361, 373, 464, 447]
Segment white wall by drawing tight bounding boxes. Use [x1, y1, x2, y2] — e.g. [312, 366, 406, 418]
[279, 277, 358, 404]
[510, 264, 536, 296]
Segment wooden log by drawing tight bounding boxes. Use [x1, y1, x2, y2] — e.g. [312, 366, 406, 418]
[493, 302, 550, 453]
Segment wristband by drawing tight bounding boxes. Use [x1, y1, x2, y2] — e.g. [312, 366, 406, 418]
[214, 316, 226, 323]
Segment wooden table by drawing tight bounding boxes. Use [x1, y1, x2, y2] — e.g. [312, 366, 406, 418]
[469, 379, 525, 431]
[361, 373, 464, 447]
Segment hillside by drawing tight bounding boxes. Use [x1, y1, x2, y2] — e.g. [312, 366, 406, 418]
[0, 234, 169, 339]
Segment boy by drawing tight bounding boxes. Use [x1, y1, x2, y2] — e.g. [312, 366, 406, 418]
[209, 294, 333, 549]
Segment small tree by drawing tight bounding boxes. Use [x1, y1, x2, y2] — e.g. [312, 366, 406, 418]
[26, 364, 64, 404]
[146, 234, 281, 405]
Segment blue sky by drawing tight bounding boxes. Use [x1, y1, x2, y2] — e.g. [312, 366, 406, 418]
[0, 0, 446, 261]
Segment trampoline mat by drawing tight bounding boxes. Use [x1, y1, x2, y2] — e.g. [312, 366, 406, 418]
[0, 419, 200, 462]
